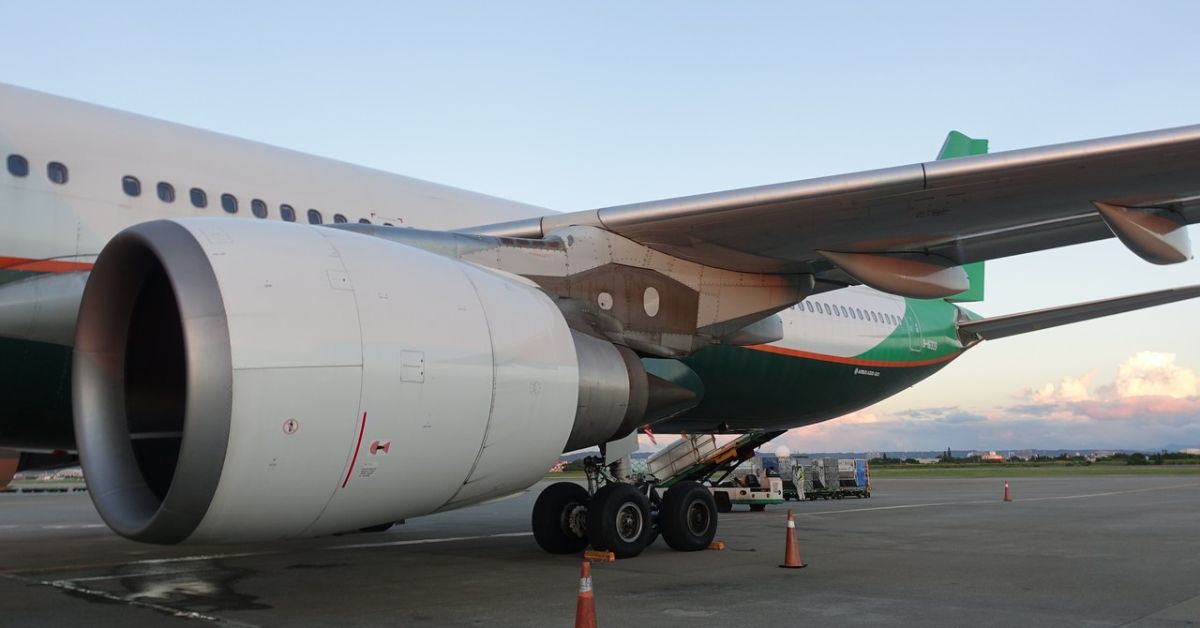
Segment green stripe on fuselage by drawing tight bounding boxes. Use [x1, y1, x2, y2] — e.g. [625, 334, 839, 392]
[0, 337, 75, 449]
[0, 269, 40, 286]
[661, 295, 967, 432]
[849, 297, 964, 364]
[0, 269, 76, 449]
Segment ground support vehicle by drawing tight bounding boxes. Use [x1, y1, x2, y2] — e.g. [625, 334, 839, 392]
[708, 476, 785, 512]
[646, 431, 787, 512]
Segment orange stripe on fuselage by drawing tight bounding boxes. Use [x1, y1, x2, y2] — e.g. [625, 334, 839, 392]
[746, 343, 961, 369]
[0, 256, 94, 273]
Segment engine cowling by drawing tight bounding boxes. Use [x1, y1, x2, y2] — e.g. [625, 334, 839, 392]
[73, 219, 654, 544]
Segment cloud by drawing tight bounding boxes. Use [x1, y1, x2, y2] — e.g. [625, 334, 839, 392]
[772, 352, 1200, 452]
[1113, 351, 1197, 399]
[1028, 373, 1094, 403]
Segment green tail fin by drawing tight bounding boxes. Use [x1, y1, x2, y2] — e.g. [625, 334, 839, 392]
[938, 131, 988, 302]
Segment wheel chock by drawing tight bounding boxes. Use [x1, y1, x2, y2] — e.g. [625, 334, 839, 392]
[707, 540, 726, 551]
[583, 549, 615, 563]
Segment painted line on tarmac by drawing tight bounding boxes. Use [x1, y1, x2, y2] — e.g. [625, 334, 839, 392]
[800, 500, 991, 515]
[3, 533, 534, 576]
[55, 567, 217, 583]
[1016, 481, 1200, 502]
[0, 523, 106, 531]
[800, 481, 1200, 515]
[329, 531, 533, 550]
[1, 551, 278, 576]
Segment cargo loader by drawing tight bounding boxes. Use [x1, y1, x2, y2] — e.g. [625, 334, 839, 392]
[646, 431, 786, 512]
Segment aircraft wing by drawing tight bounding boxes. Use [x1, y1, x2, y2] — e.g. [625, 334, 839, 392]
[957, 284, 1200, 341]
[467, 125, 1200, 292]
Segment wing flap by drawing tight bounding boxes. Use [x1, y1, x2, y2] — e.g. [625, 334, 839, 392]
[958, 285, 1200, 341]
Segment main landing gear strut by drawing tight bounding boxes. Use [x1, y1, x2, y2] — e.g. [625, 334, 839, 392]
[531, 455, 718, 558]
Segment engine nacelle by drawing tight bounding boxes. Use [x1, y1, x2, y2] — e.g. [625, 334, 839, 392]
[73, 219, 651, 544]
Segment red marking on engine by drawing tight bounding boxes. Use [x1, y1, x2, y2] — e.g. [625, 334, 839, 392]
[370, 440, 391, 455]
[341, 412, 368, 489]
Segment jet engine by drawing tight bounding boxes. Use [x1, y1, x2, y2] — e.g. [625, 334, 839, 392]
[73, 219, 680, 544]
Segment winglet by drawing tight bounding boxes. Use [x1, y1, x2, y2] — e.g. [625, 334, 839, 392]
[938, 130, 989, 160]
[938, 130, 989, 303]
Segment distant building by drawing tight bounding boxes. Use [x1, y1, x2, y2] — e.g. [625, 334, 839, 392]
[1181, 448, 1200, 455]
[548, 460, 566, 473]
[980, 451, 1004, 462]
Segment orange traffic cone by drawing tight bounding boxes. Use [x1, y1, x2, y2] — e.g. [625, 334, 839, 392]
[575, 560, 597, 628]
[1003, 481, 1013, 502]
[779, 509, 807, 569]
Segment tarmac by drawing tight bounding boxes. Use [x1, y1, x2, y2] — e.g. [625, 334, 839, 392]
[2, 475, 1199, 627]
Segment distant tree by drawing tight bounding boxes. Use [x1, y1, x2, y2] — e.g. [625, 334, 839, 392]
[903, 458, 920, 465]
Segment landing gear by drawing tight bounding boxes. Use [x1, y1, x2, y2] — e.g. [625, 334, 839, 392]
[659, 481, 717, 551]
[531, 482, 590, 554]
[586, 483, 653, 558]
[530, 455, 721, 558]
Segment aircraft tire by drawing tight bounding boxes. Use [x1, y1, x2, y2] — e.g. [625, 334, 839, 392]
[586, 483, 652, 558]
[659, 481, 718, 551]
[532, 482, 590, 554]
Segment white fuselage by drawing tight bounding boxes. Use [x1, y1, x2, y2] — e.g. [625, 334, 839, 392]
[0, 82, 919, 365]
[0, 83, 547, 269]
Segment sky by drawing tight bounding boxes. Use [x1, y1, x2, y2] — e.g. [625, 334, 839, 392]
[2, 1, 1198, 451]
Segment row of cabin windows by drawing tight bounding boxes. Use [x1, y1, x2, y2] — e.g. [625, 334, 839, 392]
[804, 300, 901, 326]
[120, 174, 364, 224]
[5, 156, 388, 226]
[7, 154, 68, 184]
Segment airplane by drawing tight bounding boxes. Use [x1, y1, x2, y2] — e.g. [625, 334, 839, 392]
[2, 82, 1199, 558]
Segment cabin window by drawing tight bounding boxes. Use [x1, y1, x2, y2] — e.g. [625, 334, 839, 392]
[221, 193, 238, 214]
[251, 198, 268, 219]
[307, 209, 323, 224]
[358, 218, 371, 224]
[839, 306, 848, 318]
[122, 176, 141, 197]
[870, 311, 878, 323]
[157, 182, 175, 203]
[333, 213, 348, 224]
[190, 188, 207, 208]
[280, 204, 296, 222]
[804, 302, 813, 312]
[6, 154, 28, 177]
[47, 161, 68, 184]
